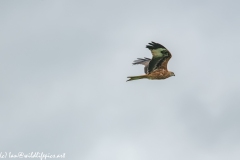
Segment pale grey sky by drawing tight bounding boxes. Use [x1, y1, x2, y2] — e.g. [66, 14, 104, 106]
[1, 0, 240, 160]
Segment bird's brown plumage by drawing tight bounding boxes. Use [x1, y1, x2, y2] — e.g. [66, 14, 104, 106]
[127, 41, 174, 82]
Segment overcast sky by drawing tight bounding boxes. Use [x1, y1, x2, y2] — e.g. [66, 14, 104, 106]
[1, 0, 240, 160]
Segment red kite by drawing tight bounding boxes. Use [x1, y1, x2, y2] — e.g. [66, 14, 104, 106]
[127, 42, 175, 82]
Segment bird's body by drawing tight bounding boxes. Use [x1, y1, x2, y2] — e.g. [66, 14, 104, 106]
[127, 42, 175, 82]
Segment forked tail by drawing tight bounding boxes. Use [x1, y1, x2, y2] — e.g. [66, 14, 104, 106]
[126, 75, 147, 82]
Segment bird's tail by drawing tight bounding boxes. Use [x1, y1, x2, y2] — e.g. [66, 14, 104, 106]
[126, 75, 147, 82]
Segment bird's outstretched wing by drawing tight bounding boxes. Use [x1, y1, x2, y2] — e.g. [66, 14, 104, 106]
[132, 57, 151, 74]
[132, 57, 151, 66]
[146, 41, 172, 73]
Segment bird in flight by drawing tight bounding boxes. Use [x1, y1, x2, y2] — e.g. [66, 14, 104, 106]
[127, 41, 175, 82]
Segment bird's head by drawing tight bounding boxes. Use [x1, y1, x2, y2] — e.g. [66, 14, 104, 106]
[169, 71, 175, 77]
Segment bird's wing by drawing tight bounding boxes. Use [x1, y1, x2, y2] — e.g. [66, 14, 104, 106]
[146, 41, 172, 73]
[132, 57, 151, 74]
[132, 57, 151, 66]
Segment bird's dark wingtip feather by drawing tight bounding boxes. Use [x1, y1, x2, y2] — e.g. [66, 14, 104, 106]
[146, 41, 166, 50]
